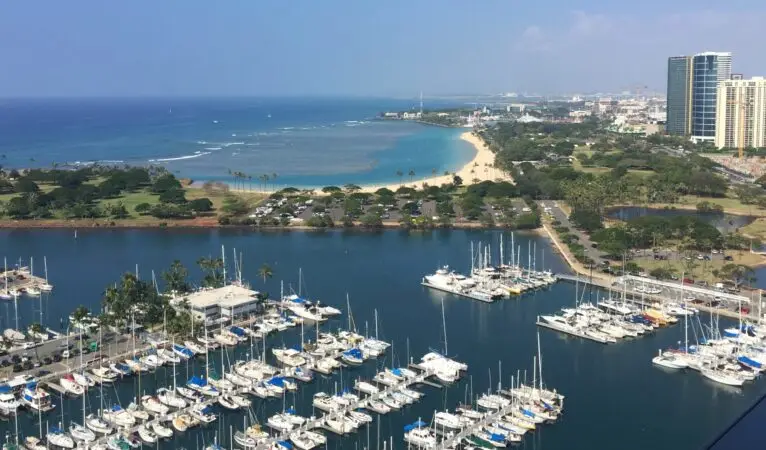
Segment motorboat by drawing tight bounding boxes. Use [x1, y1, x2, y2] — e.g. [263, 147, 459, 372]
[190, 404, 217, 424]
[651, 350, 689, 370]
[102, 405, 136, 428]
[21, 383, 54, 411]
[398, 388, 423, 401]
[172, 415, 189, 432]
[157, 348, 181, 365]
[225, 371, 254, 387]
[0, 389, 20, 414]
[124, 358, 149, 374]
[267, 413, 297, 432]
[69, 423, 96, 443]
[24, 436, 46, 450]
[435, 411, 463, 430]
[208, 375, 235, 392]
[391, 391, 413, 406]
[347, 410, 373, 425]
[291, 366, 314, 383]
[234, 424, 269, 449]
[323, 416, 356, 435]
[157, 387, 187, 409]
[354, 380, 379, 395]
[341, 348, 364, 366]
[85, 413, 113, 435]
[172, 343, 194, 360]
[46, 426, 75, 449]
[214, 331, 238, 347]
[311, 392, 339, 412]
[380, 395, 402, 410]
[127, 402, 150, 421]
[73, 372, 96, 388]
[60, 375, 85, 396]
[186, 376, 220, 397]
[141, 354, 163, 368]
[140, 395, 170, 416]
[273, 348, 308, 367]
[106, 436, 131, 450]
[90, 367, 118, 384]
[289, 430, 326, 450]
[702, 368, 746, 387]
[229, 393, 251, 408]
[366, 398, 390, 414]
[109, 362, 132, 377]
[403, 424, 437, 449]
[184, 340, 205, 355]
[151, 421, 174, 439]
[137, 425, 157, 444]
[218, 394, 240, 410]
[25, 286, 42, 297]
[177, 386, 203, 402]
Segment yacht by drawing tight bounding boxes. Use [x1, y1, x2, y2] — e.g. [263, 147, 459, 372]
[140, 395, 170, 416]
[0, 389, 20, 414]
[272, 348, 308, 367]
[311, 392, 339, 412]
[157, 387, 187, 409]
[69, 423, 96, 443]
[341, 348, 364, 365]
[323, 416, 356, 435]
[102, 405, 136, 427]
[184, 340, 205, 355]
[403, 425, 437, 449]
[366, 398, 391, 414]
[651, 350, 688, 370]
[21, 383, 55, 411]
[190, 404, 217, 424]
[85, 413, 113, 435]
[109, 362, 132, 377]
[354, 380, 379, 395]
[137, 425, 157, 444]
[186, 376, 220, 397]
[289, 430, 326, 450]
[127, 402, 150, 422]
[702, 368, 746, 387]
[218, 395, 240, 410]
[60, 375, 85, 396]
[90, 367, 118, 384]
[234, 424, 269, 449]
[150, 421, 174, 439]
[46, 427, 75, 449]
[172, 343, 194, 360]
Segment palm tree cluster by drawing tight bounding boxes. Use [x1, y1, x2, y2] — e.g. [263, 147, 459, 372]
[227, 170, 279, 192]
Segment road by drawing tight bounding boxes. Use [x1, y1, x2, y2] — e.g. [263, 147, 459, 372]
[537, 200, 606, 265]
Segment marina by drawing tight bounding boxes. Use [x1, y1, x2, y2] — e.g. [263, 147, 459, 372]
[1, 229, 766, 450]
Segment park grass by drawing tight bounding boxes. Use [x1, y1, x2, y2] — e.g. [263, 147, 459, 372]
[741, 218, 766, 241]
[634, 250, 766, 283]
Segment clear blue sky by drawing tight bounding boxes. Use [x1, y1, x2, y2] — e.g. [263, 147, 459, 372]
[1, 0, 764, 97]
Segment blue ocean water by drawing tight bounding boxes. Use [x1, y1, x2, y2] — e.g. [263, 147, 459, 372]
[0, 98, 474, 188]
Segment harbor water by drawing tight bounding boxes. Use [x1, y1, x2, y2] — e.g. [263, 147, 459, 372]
[1, 229, 766, 450]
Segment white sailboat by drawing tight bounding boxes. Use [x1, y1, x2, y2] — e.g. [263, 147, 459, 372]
[40, 256, 53, 292]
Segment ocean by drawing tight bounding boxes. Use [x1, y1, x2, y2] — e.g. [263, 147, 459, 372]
[0, 98, 475, 188]
[1, 229, 765, 450]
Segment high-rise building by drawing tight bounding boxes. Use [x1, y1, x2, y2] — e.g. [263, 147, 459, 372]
[666, 56, 693, 135]
[715, 77, 766, 149]
[691, 52, 732, 142]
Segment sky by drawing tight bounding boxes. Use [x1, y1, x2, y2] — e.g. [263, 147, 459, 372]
[1, 0, 765, 97]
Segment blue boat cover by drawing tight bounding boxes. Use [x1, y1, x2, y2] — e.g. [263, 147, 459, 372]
[202, 406, 214, 414]
[112, 404, 123, 411]
[286, 407, 297, 414]
[521, 408, 534, 417]
[344, 348, 363, 359]
[278, 441, 293, 449]
[229, 326, 245, 336]
[291, 298, 307, 304]
[392, 368, 403, 377]
[26, 381, 38, 389]
[49, 426, 63, 434]
[542, 400, 554, 411]
[490, 433, 504, 442]
[188, 376, 207, 386]
[738, 355, 762, 369]
[404, 420, 427, 431]
[267, 377, 285, 387]
[173, 344, 194, 357]
[0, 384, 11, 393]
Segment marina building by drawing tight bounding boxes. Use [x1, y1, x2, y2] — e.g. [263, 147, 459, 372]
[182, 284, 261, 322]
[715, 77, 766, 149]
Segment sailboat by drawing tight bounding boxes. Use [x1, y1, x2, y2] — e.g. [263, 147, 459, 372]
[40, 257, 53, 292]
[1, 258, 12, 300]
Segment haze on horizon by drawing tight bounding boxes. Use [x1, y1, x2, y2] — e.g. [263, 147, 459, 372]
[1, 0, 764, 98]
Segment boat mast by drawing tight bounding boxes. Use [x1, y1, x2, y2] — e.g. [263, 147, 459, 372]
[511, 233, 515, 269]
[374, 309, 379, 341]
[44, 256, 49, 287]
[441, 298, 448, 355]
[500, 234, 504, 266]
[537, 331, 543, 391]
[298, 268, 302, 297]
[221, 245, 226, 285]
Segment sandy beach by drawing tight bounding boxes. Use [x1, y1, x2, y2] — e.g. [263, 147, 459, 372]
[359, 131, 511, 193]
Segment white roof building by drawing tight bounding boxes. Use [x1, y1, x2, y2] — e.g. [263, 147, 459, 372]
[181, 284, 261, 321]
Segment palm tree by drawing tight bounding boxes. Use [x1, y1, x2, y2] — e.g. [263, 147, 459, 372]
[258, 263, 273, 284]
[72, 305, 90, 323]
[271, 173, 278, 189]
[431, 168, 437, 177]
[248, 175, 253, 191]
[408, 169, 415, 183]
[264, 174, 270, 192]
[396, 170, 404, 186]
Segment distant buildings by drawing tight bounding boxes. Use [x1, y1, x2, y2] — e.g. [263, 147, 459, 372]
[715, 77, 766, 149]
[666, 52, 732, 142]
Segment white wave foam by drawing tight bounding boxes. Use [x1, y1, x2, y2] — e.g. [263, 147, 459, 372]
[280, 127, 295, 130]
[220, 142, 245, 147]
[196, 140, 207, 144]
[149, 152, 211, 163]
[204, 147, 222, 150]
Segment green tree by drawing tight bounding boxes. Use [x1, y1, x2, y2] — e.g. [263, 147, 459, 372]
[258, 263, 273, 284]
[135, 202, 152, 214]
[188, 198, 213, 212]
[197, 257, 224, 288]
[408, 169, 416, 182]
[162, 260, 190, 294]
[71, 305, 90, 323]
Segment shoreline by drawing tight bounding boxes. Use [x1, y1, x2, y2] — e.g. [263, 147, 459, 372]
[192, 131, 511, 194]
